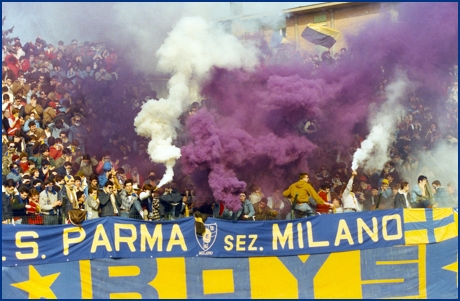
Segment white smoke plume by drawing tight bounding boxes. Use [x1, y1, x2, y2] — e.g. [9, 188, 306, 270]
[134, 16, 260, 187]
[352, 71, 413, 172]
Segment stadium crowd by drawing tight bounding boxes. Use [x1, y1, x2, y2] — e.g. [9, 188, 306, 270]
[2, 35, 458, 226]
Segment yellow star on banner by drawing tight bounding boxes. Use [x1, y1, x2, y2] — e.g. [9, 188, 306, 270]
[10, 265, 60, 299]
[442, 254, 458, 287]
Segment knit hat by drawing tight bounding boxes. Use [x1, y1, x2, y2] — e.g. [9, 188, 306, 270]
[381, 179, 389, 185]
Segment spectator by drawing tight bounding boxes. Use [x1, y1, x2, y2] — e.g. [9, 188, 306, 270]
[2, 179, 16, 223]
[412, 175, 436, 208]
[432, 180, 453, 208]
[85, 186, 100, 219]
[75, 153, 98, 178]
[118, 179, 143, 218]
[39, 179, 61, 225]
[340, 170, 361, 213]
[283, 172, 332, 217]
[99, 181, 121, 217]
[394, 181, 413, 208]
[253, 197, 278, 220]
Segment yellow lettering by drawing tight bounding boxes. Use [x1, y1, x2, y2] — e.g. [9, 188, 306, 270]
[248, 235, 258, 251]
[236, 235, 246, 251]
[382, 214, 403, 241]
[307, 221, 330, 247]
[63, 227, 86, 255]
[334, 219, 354, 246]
[91, 224, 112, 253]
[166, 225, 187, 251]
[297, 223, 304, 248]
[140, 224, 163, 252]
[272, 223, 293, 250]
[15, 231, 39, 259]
[114, 223, 137, 252]
[224, 235, 234, 251]
[357, 217, 378, 244]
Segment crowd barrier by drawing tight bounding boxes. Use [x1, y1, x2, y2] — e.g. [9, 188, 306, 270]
[2, 208, 457, 299]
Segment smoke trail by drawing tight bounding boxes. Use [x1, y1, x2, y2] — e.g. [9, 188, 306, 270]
[134, 16, 260, 187]
[351, 72, 412, 171]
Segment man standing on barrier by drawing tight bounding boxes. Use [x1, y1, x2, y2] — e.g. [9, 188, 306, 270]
[283, 173, 333, 218]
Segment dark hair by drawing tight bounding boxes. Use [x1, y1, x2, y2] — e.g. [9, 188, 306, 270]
[76, 191, 84, 199]
[432, 180, 441, 186]
[32, 179, 43, 186]
[74, 176, 81, 182]
[47, 136, 56, 146]
[82, 154, 91, 161]
[299, 173, 309, 180]
[321, 184, 331, 190]
[417, 175, 427, 183]
[89, 175, 98, 182]
[400, 181, 409, 190]
[29, 187, 39, 197]
[125, 179, 134, 186]
[5, 179, 16, 188]
[62, 148, 72, 156]
[19, 186, 30, 195]
[54, 175, 64, 182]
[64, 162, 72, 168]
[88, 186, 98, 194]
[39, 144, 49, 154]
[104, 181, 113, 188]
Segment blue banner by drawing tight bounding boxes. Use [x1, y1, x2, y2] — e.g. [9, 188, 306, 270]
[204, 210, 404, 257]
[2, 238, 457, 299]
[2, 210, 405, 267]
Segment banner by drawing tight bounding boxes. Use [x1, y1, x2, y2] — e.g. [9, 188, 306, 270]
[301, 23, 342, 49]
[2, 210, 405, 267]
[2, 238, 457, 299]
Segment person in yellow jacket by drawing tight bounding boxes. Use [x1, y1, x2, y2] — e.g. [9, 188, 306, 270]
[283, 173, 333, 217]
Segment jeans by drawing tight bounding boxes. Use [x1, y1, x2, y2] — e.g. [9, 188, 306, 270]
[295, 203, 314, 217]
[120, 201, 143, 218]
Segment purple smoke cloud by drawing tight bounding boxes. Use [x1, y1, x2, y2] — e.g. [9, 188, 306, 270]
[180, 2, 457, 211]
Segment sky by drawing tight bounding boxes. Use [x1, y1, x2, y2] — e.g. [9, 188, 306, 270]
[2, 2, 320, 43]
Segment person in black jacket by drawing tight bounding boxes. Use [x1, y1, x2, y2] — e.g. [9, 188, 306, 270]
[394, 181, 413, 208]
[2, 179, 16, 223]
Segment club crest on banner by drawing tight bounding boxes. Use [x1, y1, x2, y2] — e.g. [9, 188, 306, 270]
[195, 223, 218, 255]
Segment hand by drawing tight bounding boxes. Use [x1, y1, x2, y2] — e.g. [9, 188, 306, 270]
[25, 205, 32, 209]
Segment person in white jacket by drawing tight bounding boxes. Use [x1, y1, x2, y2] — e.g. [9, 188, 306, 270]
[340, 170, 361, 212]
